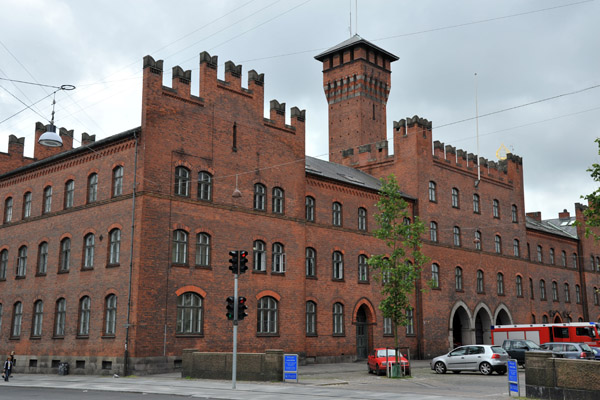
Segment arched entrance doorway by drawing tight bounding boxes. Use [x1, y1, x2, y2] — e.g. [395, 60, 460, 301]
[356, 305, 370, 359]
[451, 306, 471, 347]
[475, 307, 492, 344]
[495, 308, 512, 325]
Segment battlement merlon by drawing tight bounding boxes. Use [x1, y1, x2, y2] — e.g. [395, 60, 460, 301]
[8, 135, 25, 156]
[172, 65, 191, 94]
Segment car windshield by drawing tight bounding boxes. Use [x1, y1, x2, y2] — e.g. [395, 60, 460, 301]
[376, 349, 397, 358]
[491, 346, 507, 354]
[523, 340, 541, 349]
[580, 344, 592, 352]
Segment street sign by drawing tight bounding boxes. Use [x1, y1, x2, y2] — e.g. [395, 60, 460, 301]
[283, 354, 298, 382]
[507, 359, 519, 397]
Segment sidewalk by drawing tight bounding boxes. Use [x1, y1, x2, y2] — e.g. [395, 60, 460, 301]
[1, 360, 476, 400]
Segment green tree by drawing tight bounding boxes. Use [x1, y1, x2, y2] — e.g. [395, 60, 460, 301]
[368, 175, 429, 354]
[579, 138, 600, 240]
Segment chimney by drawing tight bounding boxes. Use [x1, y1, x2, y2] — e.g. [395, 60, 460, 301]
[526, 211, 542, 222]
[559, 209, 570, 219]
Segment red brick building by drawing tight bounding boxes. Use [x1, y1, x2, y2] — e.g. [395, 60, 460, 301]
[1, 35, 599, 374]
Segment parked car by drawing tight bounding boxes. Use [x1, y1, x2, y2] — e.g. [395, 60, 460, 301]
[589, 346, 600, 360]
[367, 348, 410, 375]
[430, 345, 509, 375]
[501, 339, 542, 366]
[539, 342, 595, 359]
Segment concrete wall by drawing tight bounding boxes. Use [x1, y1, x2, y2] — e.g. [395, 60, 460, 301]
[182, 349, 283, 381]
[525, 352, 600, 399]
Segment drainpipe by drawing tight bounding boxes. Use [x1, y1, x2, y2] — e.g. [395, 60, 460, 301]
[124, 130, 139, 376]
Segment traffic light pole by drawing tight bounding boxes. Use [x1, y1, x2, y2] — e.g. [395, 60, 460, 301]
[232, 270, 239, 390]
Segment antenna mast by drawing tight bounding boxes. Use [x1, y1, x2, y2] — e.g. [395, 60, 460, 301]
[475, 73, 481, 183]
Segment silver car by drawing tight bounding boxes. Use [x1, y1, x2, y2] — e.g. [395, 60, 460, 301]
[431, 345, 509, 375]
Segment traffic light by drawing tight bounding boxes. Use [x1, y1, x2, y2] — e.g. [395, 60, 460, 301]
[229, 250, 239, 274]
[226, 296, 235, 320]
[237, 296, 248, 321]
[239, 250, 249, 274]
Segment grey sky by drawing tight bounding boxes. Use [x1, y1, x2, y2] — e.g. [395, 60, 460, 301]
[1, 0, 598, 220]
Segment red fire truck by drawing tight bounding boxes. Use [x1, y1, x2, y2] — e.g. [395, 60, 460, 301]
[491, 322, 600, 346]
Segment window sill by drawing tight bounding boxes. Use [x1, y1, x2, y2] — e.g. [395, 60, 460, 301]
[432, 287, 441, 291]
[497, 293, 505, 297]
[271, 271, 285, 276]
[256, 333, 279, 337]
[102, 335, 116, 339]
[306, 333, 318, 337]
[332, 333, 345, 337]
[252, 270, 267, 275]
[194, 265, 212, 270]
[0, 278, 6, 282]
[306, 275, 317, 280]
[106, 263, 120, 269]
[9, 337, 20, 340]
[477, 291, 485, 295]
[76, 335, 89, 339]
[175, 334, 204, 338]
[332, 278, 344, 282]
[15, 275, 26, 280]
[52, 336, 65, 340]
[383, 333, 394, 337]
[358, 280, 369, 284]
[171, 263, 189, 268]
[29, 336, 41, 340]
[57, 270, 69, 275]
[455, 289, 464, 293]
[81, 267, 94, 272]
[405, 333, 416, 337]
[35, 273, 47, 277]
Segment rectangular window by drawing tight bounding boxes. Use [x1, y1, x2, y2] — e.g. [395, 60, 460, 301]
[383, 317, 392, 335]
[406, 309, 414, 335]
[43, 186, 52, 214]
[23, 192, 32, 218]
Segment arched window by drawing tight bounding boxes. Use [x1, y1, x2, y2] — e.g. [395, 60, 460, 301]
[542, 315, 549, 323]
[306, 301, 316, 335]
[540, 280, 547, 300]
[172, 230, 188, 264]
[358, 255, 368, 282]
[473, 193, 480, 213]
[552, 281, 559, 301]
[23, 191, 32, 218]
[195, 233, 210, 267]
[54, 298, 66, 336]
[332, 251, 344, 280]
[537, 245, 543, 263]
[516, 276, 523, 297]
[43, 186, 52, 214]
[177, 292, 203, 334]
[272, 243, 285, 273]
[174, 166, 190, 197]
[112, 166, 124, 197]
[406, 308, 414, 335]
[17, 245, 27, 277]
[571, 253, 578, 268]
[576, 285, 581, 304]
[64, 180, 74, 209]
[455, 267, 463, 291]
[4, 197, 13, 223]
[83, 233, 95, 269]
[550, 248, 555, 264]
[305, 196, 315, 222]
[254, 183, 266, 211]
[109, 229, 121, 265]
[257, 296, 278, 334]
[561, 251, 567, 267]
[513, 239, 520, 257]
[332, 202, 342, 226]
[430, 221, 438, 242]
[564, 283, 570, 303]
[497, 273, 504, 295]
[453, 226, 461, 246]
[474, 230, 481, 250]
[333, 302, 344, 334]
[87, 173, 98, 203]
[59, 238, 70, 272]
[492, 199, 499, 218]
[253, 240, 266, 271]
[428, 181, 436, 202]
[78, 296, 91, 336]
[104, 294, 117, 335]
[32, 300, 43, 337]
[272, 187, 284, 214]
[495, 235, 502, 254]
[451, 188, 459, 208]
[530, 278, 534, 299]
[37, 242, 48, 275]
[197, 171, 212, 201]
[305, 248, 316, 277]
[594, 287, 599, 305]
[431, 263, 439, 289]
[11, 302, 23, 338]
[0, 249, 7, 280]
[358, 207, 367, 231]
[477, 270, 484, 293]
[511, 204, 518, 223]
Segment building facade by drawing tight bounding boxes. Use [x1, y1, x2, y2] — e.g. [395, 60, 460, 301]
[1, 36, 599, 374]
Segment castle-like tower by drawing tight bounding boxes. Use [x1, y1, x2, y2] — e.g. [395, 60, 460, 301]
[315, 35, 398, 164]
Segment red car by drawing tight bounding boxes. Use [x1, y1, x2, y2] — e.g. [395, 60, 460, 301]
[367, 348, 410, 376]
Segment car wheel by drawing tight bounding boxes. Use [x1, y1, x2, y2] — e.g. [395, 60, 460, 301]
[479, 362, 492, 375]
[375, 364, 381, 376]
[434, 361, 447, 374]
[452, 370, 461, 374]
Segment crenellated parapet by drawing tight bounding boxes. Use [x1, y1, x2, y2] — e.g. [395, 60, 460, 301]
[264, 100, 306, 134]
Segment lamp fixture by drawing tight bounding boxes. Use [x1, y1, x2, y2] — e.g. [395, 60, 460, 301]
[38, 84, 76, 147]
[232, 174, 242, 198]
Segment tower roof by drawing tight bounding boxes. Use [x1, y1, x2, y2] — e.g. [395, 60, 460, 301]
[314, 34, 399, 62]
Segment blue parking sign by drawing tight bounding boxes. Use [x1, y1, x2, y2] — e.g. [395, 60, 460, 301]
[283, 354, 298, 383]
[507, 359, 519, 396]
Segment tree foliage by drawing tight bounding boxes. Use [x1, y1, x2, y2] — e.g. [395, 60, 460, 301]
[368, 175, 428, 350]
[580, 138, 600, 240]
